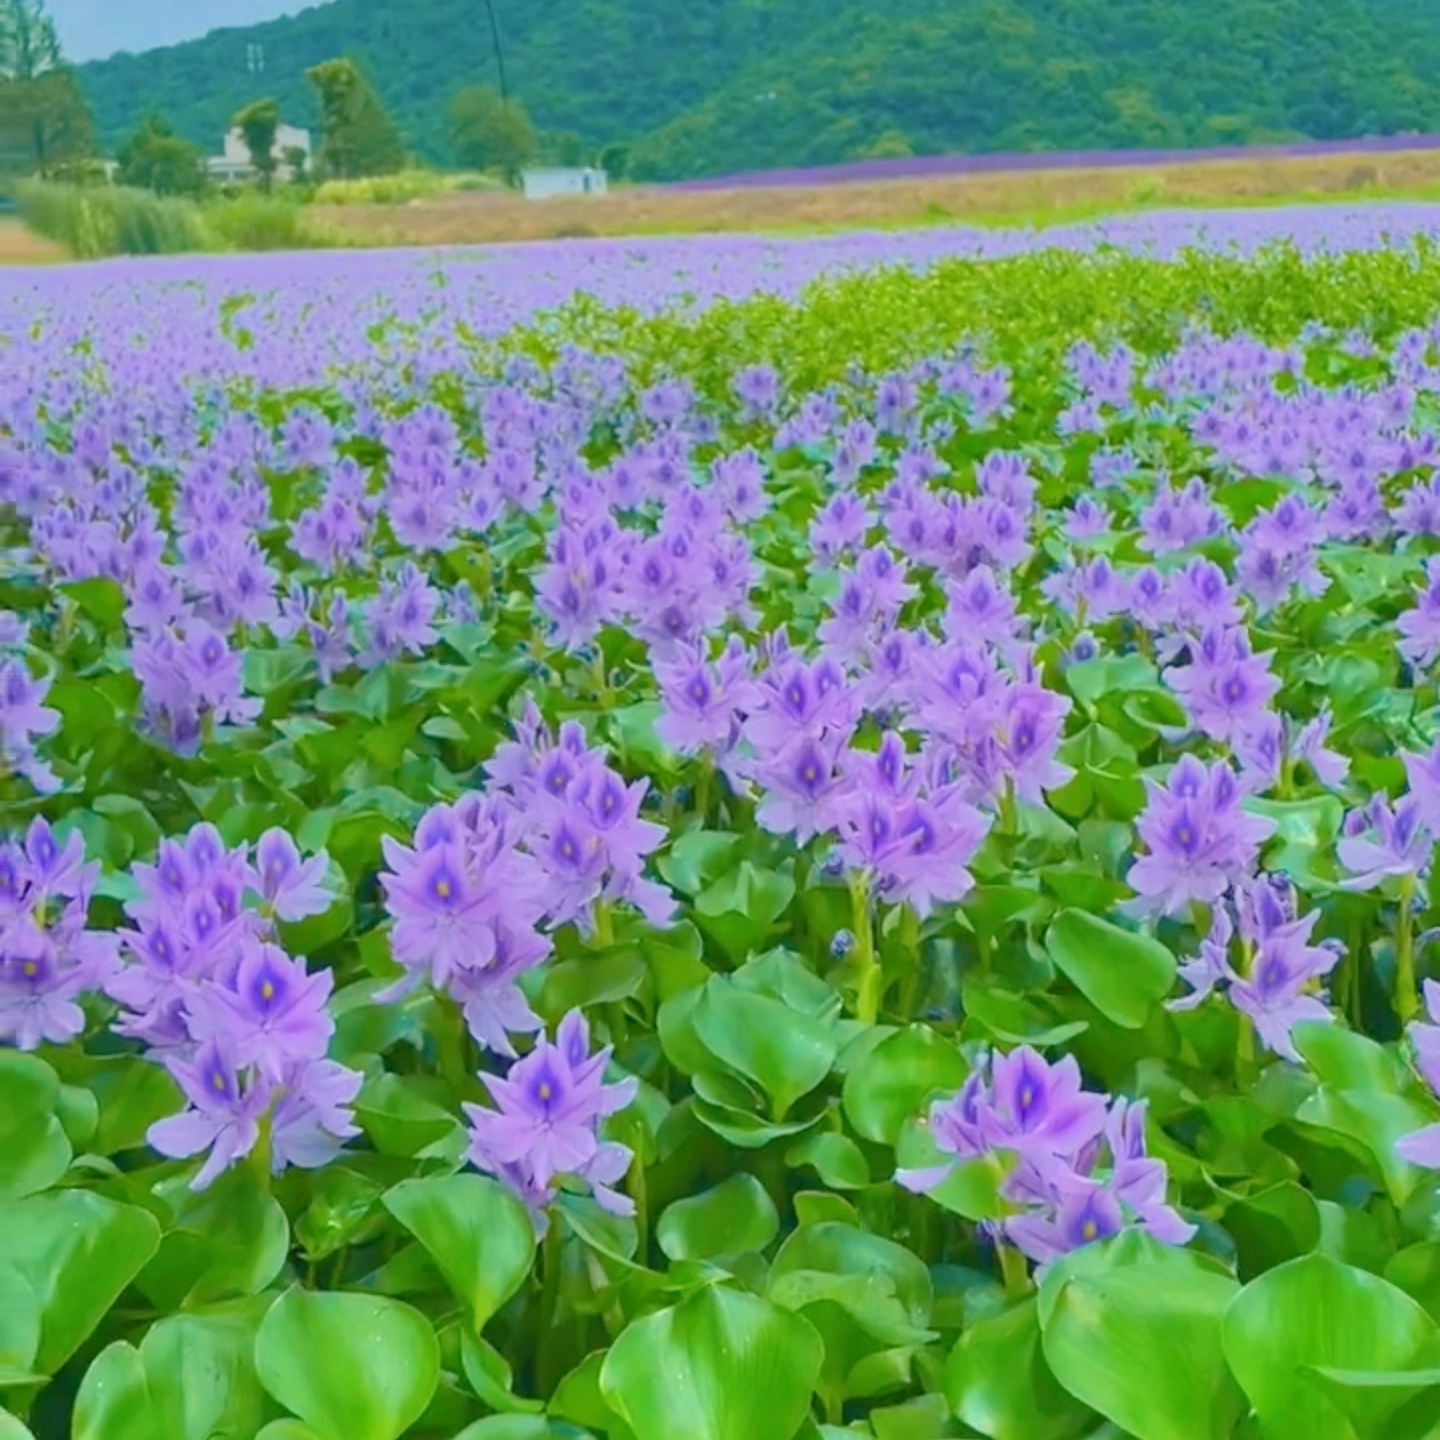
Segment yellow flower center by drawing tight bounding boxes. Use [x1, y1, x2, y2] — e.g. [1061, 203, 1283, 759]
[538, 1082, 552, 1101]
[260, 980, 275, 1002]
[1081, 1220, 1098, 1242]
[434, 879, 451, 899]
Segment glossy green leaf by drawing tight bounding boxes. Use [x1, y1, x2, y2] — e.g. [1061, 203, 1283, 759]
[1223, 1181, 1321, 1282]
[0, 1264, 40, 1387]
[1044, 909, 1176, 1029]
[691, 981, 836, 1120]
[1222, 1253, 1440, 1440]
[657, 1173, 780, 1261]
[785, 1132, 871, 1189]
[0, 1412, 35, 1439]
[382, 1174, 535, 1329]
[139, 1168, 290, 1310]
[600, 1284, 824, 1440]
[946, 1296, 1094, 1440]
[1038, 1231, 1244, 1440]
[693, 861, 795, 962]
[0, 1190, 161, 1376]
[73, 1299, 270, 1440]
[254, 1287, 440, 1440]
[0, 1051, 71, 1198]
[841, 1025, 968, 1145]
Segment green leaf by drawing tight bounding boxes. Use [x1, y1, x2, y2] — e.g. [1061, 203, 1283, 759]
[691, 981, 836, 1120]
[254, 1286, 441, 1440]
[600, 1284, 824, 1440]
[1222, 1253, 1440, 1440]
[0, 1264, 40, 1386]
[381, 1174, 536, 1330]
[1038, 1231, 1244, 1440]
[0, 1051, 71, 1197]
[946, 1296, 1094, 1440]
[784, 1132, 871, 1189]
[0, 1190, 160, 1376]
[842, 1025, 968, 1145]
[461, 1331, 544, 1416]
[138, 1167, 290, 1310]
[657, 1174, 780, 1261]
[769, 1224, 935, 1348]
[658, 831, 742, 897]
[60, 577, 126, 631]
[0, 1412, 35, 1439]
[693, 861, 795, 962]
[71, 1341, 152, 1440]
[74, 1299, 271, 1440]
[1223, 1181, 1321, 1282]
[1044, 909, 1176, 1029]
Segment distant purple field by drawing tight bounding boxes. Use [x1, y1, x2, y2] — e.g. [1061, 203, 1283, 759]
[669, 133, 1440, 192]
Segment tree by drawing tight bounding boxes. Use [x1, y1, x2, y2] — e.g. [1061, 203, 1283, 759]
[0, 0, 92, 177]
[282, 144, 310, 187]
[445, 85, 534, 181]
[233, 97, 279, 191]
[305, 58, 404, 180]
[115, 114, 206, 196]
[598, 142, 629, 180]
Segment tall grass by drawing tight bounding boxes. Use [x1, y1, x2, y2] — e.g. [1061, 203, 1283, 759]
[15, 183, 329, 258]
[203, 193, 314, 251]
[17, 181, 213, 258]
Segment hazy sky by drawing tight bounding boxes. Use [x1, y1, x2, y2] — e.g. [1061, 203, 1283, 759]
[49, 0, 307, 64]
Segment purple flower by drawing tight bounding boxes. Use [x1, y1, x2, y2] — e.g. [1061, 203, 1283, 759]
[147, 1038, 272, 1191]
[1163, 628, 1281, 746]
[1128, 756, 1275, 917]
[652, 637, 753, 757]
[1397, 981, 1440, 1168]
[269, 1058, 364, 1173]
[897, 1048, 1193, 1271]
[188, 943, 335, 1084]
[463, 1009, 637, 1229]
[251, 829, 333, 922]
[1337, 796, 1433, 891]
[1400, 561, 1440, 669]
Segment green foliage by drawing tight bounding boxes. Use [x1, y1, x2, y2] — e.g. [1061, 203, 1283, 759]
[115, 114, 207, 196]
[446, 85, 536, 181]
[15, 178, 211, 255]
[203, 191, 313, 250]
[68, 0, 1440, 181]
[305, 57, 405, 180]
[253, 1287, 440, 1440]
[233, 96, 280, 191]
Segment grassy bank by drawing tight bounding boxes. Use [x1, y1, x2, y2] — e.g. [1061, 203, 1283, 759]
[14, 182, 320, 259]
[15, 141, 1440, 262]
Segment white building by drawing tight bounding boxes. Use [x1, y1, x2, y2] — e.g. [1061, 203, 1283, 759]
[520, 167, 608, 200]
[206, 123, 312, 184]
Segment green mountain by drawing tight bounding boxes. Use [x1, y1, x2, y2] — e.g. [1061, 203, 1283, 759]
[74, 0, 1440, 182]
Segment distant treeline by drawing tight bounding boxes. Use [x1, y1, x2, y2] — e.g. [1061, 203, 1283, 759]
[73, 0, 1440, 183]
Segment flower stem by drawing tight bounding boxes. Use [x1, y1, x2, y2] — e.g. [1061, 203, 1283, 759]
[850, 870, 881, 1026]
[1397, 874, 1419, 1024]
[997, 1240, 1030, 1299]
[627, 1150, 648, 1266]
[593, 901, 615, 950]
[998, 776, 1019, 838]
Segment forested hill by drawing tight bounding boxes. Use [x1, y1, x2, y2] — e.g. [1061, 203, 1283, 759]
[75, 0, 1440, 182]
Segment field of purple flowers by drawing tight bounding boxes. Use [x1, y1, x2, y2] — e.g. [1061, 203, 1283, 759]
[13, 205, 1440, 1440]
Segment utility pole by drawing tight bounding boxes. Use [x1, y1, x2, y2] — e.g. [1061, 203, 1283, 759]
[481, 0, 508, 101]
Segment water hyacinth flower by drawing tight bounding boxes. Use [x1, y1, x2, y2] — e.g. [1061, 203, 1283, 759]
[1172, 878, 1342, 1060]
[102, 822, 361, 1190]
[0, 821, 119, 1049]
[1397, 981, 1440, 1168]
[897, 1046, 1194, 1270]
[1127, 756, 1275, 917]
[464, 1008, 637, 1233]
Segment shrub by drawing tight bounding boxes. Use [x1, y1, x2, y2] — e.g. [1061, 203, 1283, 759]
[202, 192, 314, 250]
